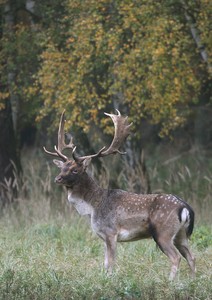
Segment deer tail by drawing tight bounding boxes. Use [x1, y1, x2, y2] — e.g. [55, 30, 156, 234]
[179, 205, 195, 238]
[175, 195, 195, 238]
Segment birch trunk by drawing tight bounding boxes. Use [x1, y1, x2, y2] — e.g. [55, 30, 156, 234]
[181, 0, 211, 74]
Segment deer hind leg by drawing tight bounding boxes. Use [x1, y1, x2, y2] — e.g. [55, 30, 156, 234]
[104, 235, 117, 274]
[155, 234, 181, 280]
[174, 229, 196, 277]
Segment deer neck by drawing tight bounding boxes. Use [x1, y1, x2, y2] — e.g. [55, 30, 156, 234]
[66, 172, 103, 215]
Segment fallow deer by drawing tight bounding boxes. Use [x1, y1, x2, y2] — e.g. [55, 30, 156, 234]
[44, 110, 195, 280]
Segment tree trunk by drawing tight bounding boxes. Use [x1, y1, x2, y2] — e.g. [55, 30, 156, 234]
[181, 0, 211, 74]
[0, 100, 21, 205]
[0, 0, 22, 205]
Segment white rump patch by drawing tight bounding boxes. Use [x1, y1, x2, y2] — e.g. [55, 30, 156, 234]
[181, 208, 189, 224]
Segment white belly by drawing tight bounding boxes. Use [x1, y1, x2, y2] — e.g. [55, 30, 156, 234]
[118, 229, 140, 241]
[118, 229, 133, 241]
[117, 227, 150, 242]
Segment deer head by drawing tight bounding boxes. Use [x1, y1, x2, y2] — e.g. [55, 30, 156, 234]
[43, 110, 132, 187]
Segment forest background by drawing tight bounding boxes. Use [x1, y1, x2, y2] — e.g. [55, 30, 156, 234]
[0, 1, 211, 299]
[0, 0, 211, 195]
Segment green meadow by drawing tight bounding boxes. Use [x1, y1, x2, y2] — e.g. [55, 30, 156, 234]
[0, 150, 211, 300]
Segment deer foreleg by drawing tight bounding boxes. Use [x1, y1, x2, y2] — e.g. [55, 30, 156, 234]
[104, 235, 117, 274]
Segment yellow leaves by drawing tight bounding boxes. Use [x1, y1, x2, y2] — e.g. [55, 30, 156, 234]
[0, 101, 6, 110]
[146, 80, 155, 90]
[172, 48, 179, 58]
[88, 108, 98, 121]
[32, 0, 207, 137]
[154, 47, 165, 57]
[67, 37, 75, 44]
[0, 92, 9, 101]
[174, 78, 179, 86]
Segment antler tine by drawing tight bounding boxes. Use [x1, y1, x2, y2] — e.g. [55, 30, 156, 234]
[56, 111, 73, 150]
[43, 146, 59, 158]
[54, 110, 76, 160]
[73, 110, 132, 162]
[44, 110, 76, 162]
[57, 110, 66, 152]
[73, 146, 106, 162]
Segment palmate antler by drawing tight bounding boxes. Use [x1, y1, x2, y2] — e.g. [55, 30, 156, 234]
[43, 109, 132, 162]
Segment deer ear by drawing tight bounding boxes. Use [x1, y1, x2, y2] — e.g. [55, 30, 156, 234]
[53, 159, 64, 169]
[82, 157, 92, 169]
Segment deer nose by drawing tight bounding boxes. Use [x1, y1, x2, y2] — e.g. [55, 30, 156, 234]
[55, 175, 63, 183]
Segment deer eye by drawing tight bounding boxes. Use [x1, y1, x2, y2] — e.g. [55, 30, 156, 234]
[72, 169, 78, 174]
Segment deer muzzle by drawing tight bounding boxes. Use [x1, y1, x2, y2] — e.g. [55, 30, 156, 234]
[55, 175, 63, 184]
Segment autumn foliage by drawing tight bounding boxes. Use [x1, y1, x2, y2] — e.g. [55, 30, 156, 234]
[0, 0, 211, 139]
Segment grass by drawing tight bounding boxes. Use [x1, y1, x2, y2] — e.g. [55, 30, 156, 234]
[0, 217, 211, 299]
[0, 148, 211, 299]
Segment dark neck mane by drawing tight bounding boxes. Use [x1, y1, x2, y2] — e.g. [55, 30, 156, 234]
[67, 172, 103, 207]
